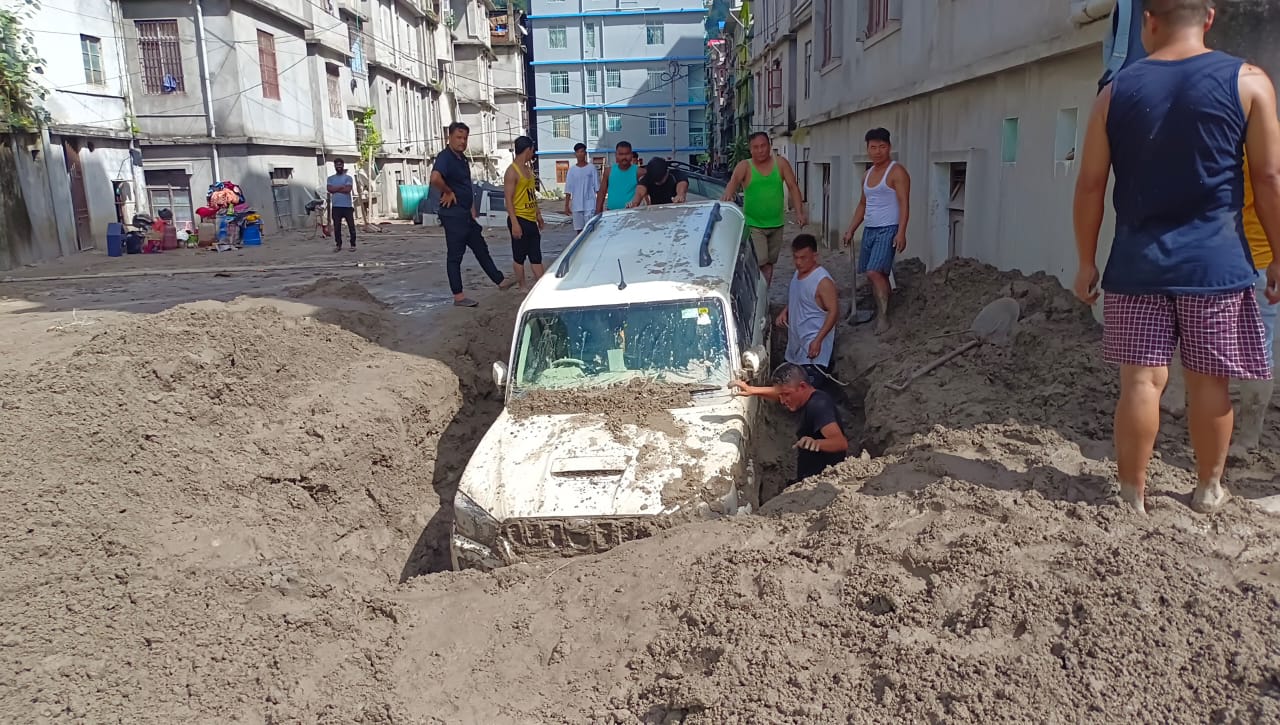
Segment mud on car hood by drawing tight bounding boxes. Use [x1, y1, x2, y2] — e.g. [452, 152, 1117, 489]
[457, 399, 750, 521]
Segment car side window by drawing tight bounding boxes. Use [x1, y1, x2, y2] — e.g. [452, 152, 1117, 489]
[730, 232, 759, 349]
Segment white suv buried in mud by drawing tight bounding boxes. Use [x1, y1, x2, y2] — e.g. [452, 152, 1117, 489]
[450, 201, 771, 570]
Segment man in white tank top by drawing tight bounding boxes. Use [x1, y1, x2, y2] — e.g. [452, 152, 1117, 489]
[842, 128, 911, 334]
[777, 233, 840, 388]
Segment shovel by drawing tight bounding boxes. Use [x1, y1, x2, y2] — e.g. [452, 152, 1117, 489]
[885, 297, 1021, 392]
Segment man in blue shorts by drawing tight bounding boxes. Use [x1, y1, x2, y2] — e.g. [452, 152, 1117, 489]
[842, 128, 911, 334]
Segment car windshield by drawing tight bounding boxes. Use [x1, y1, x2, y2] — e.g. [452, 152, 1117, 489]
[512, 300, 731, 392]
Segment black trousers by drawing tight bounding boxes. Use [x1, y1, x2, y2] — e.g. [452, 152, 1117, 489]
[441, 216, 504, 295]
[331, 206, 356, 248]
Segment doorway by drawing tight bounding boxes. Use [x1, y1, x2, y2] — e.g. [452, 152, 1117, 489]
[62, 139, 94, 250]
[947, 162, 966, 259]
[819, 162, 831, 247]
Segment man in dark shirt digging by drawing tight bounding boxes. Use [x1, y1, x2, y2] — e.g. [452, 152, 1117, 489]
[626, 158, 689, 207]
[732, 362, 849, 486]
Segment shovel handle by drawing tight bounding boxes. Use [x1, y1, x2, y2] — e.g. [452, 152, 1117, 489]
[887, 339, 982, 392]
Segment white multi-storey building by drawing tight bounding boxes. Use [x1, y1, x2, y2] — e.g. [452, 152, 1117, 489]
[528, 0, 708, 190]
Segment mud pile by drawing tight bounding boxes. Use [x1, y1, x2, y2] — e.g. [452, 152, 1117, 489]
[0, 295, 465, 722]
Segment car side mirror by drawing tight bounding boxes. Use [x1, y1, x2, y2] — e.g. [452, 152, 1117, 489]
[741, 346, 765, 376]
[492, 361, 508, 389]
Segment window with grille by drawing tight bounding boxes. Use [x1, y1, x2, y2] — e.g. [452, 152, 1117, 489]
[81, 35, 104, 85]
[550, 71, 569, 94]
[648, 112, 666, 137]
[589, 113, 601, 137]
[606, 69, 621, 88]
[804, 40, 812, 98]
[258, 30, 280, 100]
[820, 0, 839, 67]
[767, 63, 782, 108]
[556, 160, 570, 184]
[327, 65, 342, 117]
[645, 19, 663, 45]
[586, 69, 599, 94]
[549, 26, 567, 49]
[866, 0, 895, 39]
[647, 69, 663, 91]
[553, 116, 571, 138]
[136, 20, 185, 94]
[584, 24, 597, 50]
[606, 112, 622, 132]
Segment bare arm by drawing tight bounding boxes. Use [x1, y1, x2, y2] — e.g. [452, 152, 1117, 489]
[809, 421, 848, 454]
[721, 161, 747, 200]
[674, 178, 689, 202]
[503, 167, 518, 228]
[813, 277, 839, 346]
[843, 184, 867, 245]
[892, 166, 910, 240]
[1072, 84, 1112, 303]
[1242, 64, 1280, 272]
[779, 158, 808, 224]
[628, 183, 649, 208]
[595, 165, 610, 214]
[730, 380, 781, 401]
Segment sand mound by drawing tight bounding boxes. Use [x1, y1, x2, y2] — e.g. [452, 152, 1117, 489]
[0, 301, 462, 722]
[287, 276, 389, 307]
[4, 257, 1279, 723]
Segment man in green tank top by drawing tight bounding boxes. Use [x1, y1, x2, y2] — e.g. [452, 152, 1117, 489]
[722, 132, 808, 286]
[596, 141, 640, 213]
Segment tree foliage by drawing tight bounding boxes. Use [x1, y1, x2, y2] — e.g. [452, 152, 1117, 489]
[357, 108, 381, 171]
[0, 2, 49, 131]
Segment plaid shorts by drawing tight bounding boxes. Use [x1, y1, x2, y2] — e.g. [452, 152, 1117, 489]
[1102, 289, 1271, 379]
[858, 225, 898, 274]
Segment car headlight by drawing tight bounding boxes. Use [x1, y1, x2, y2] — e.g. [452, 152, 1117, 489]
[454, 491, 500, 544]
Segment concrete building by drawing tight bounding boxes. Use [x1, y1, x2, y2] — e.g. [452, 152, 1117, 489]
[5, 0, 150, 267]
[450, 0, 500, 179]
[527, 0, 708, 190]
[789, 0, 1275, 293]
[488, 0, 529, 172]
[363, 0, 447, 215]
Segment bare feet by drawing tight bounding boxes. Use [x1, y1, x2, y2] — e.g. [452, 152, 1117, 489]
[1117, 482, 1146, 514]
[874, 315, 890, 335]
[1190, 480, 1229, 514]
[498, 277, 518, 291]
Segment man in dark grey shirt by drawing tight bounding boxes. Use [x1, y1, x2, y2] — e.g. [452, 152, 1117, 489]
[430, 122, 514, 307]
[732, 362, 848, 487]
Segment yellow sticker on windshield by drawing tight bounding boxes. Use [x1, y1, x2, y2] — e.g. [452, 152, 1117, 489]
[697, 309, 711, 326]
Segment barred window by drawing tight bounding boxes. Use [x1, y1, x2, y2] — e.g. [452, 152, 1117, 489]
[136, 20, 185, 95]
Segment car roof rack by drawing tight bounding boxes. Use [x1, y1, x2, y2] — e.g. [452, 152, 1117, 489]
[698, 202, 722, 268]
[554, 212, 604, 279]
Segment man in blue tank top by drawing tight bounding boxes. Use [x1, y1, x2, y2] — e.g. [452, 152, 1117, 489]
[1073, 0, 1280, 515]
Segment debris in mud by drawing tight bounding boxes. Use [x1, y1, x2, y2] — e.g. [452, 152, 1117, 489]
[507, 378, 699, 437]
[287, 276, 390, 307]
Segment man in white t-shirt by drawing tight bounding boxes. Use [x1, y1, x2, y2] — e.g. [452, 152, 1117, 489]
[563, 143, 600, 232]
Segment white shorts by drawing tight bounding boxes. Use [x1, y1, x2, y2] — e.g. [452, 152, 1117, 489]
[572, 211, 591, 231]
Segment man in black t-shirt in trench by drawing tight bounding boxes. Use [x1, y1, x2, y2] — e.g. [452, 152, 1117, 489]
[732, 362, 849, 487]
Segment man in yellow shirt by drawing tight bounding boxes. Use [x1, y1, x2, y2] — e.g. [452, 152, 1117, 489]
[503, 136, 546, 290]
[1234, 154, 1278, 455]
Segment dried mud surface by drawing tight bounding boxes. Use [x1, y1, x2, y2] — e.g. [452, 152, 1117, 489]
[508, 379, 696, 437]
[3, 260, 1280, 724]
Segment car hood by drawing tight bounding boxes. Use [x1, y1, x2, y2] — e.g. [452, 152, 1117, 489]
[458, 394, 749, 520]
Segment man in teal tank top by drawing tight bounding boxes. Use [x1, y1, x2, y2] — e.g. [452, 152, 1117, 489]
[722, 132, 808, 286]
[596, 141, 639, 213]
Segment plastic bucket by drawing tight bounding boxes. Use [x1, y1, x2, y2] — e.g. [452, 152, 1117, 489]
[241, 224, 262, 246]
[106, 223, 124, 257]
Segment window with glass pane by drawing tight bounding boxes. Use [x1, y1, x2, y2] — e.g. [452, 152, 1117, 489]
[589, 113, 601, 137]
[647, 69, 663, 90]
[586, 69, 599, 93]
[553, 117, 571, 138]
[550, 71, 569, 94]
[648, 113, 667, 137]
[645, 20, 664, 45]
[606, 69, 621, 88]
[81, 35, 104, 85]
[549, 26, 567, 48]
[606, 113, 622, 132]
[585, 24, 597, 49]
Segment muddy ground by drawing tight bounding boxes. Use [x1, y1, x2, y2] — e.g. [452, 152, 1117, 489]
[2, 216, 1280, 724]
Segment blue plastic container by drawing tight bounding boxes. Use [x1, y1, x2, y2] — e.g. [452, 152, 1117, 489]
[106, 223, 124, 257]
[241, 223, 262, 246]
